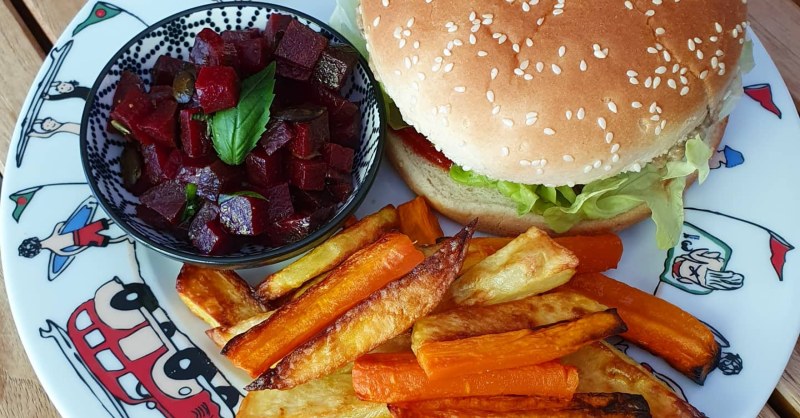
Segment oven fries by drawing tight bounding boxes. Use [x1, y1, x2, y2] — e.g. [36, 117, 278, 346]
[255, 205, 400, 302]
[388, 393, 652, 418]
[398, 196, 445, 245]
[562, 273, 720, 384]
[412, 291, 607, 354]
[562, 342, 704, 418]
[247, 224, 473, 390]
[415, 309, 626, 380]
[446, 226, 578, 306]
[175, 265, 267, 328]
[223, 232, 424, 377]
[205, 311, 273, 348]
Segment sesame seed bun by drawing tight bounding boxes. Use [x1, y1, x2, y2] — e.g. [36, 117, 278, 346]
[386, 117, 728, 237]
[361, 0, 747, 186]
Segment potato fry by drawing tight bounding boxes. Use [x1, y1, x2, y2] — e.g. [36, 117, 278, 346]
[353, 352, 579, 404]
[398, 196, 445, 245]
[175, 265, 266, 328]
[563, 273, 720, 384]
[562, 342, 704, 418]
[237, 369, 390, 418]
[413, 291, 607, 354]
[446, 226, 578, 306]
[371, 332, 413, 354]
[255, 205, 400, 301]
[205, 311, 273, 348]
[388, 393, 651, 418]
[461, 237, 513, 274]
[223, 233, 424, 377]
[416, 309, 626, 380]
[247, 224, 474, 390]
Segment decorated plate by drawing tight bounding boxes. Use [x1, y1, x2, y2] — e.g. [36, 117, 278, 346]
[1, 1, 799, 417]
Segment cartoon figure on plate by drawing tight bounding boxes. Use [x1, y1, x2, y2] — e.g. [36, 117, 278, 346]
[661, 222, 745, 294]
[17, 197, 130, 281]
[41, 80, 90, 102]
[709, 145, 745, 170]
[27, 117, 80, 139]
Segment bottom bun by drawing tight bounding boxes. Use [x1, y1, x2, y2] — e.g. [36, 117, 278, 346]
[386, 118, 729, 237]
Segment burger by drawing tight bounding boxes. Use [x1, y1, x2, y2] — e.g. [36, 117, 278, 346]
[334, 0, 750, 248]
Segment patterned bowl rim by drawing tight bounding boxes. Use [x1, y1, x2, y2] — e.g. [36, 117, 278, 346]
[79, 1, 387, 268]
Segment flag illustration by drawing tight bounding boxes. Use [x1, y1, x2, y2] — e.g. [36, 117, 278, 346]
[744, 83, 782, 119]
[769, 232, 794, 281]
[9, 187, 41, 222]
[72, 2, 146, 36]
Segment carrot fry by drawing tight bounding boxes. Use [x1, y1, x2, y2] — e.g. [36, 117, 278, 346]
[416, 309, 626, 380]
[554, 234, 623, 274]
[398, 196, 445, 245]
[352, 352, 578, 403]
[175, 265, 267, 328]
[563, 342, 703, 418]
[255, 205, 400, 302]
[223, 233, 424, 377]
[414, 291, 607, 354]
[247, 225, 473, 390]
[388, 393, 651, 418]
[562, 273, 720, 384]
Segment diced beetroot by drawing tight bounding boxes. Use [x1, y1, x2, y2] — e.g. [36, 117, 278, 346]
[235, 37, 270, 77]
[221, 29, 260, 43]
[149, 85, 175, 103]
[262, 183, 294, 222]
[141, 99, 178, 148]
[292, 188, 335, 213]
[264, 14, 292, 51]
[141, 144, 180, 184]
[110, 87, 155, 143]
[180, 108, 212, 159]
[140, 181, 186, 225]
[289, 157, 327, 191]
[246, 147, 286, 187]
[192, 201, 220, 228]
[324, 143, 355, 174]
[259, 120, 295, 155]
[313, 46, 358, 91]
[195, 66, 240, 113]
[272, 78, 314, 108]
[219, 195, 271, 236]
[275, 20, 328, 81]
[327, 179, 354, 203]
[113, 71, 144, 108]
[289, 109, 330, 159]
[264, 205, 335, 246]
[191, 219, 233, 254]
[330, 102, 361, 149]
[190, 28, 227, 67]
[153, 55, 193, 85]
[176, 159, 240, 201]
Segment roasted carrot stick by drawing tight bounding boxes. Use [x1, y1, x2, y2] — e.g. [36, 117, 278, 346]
[398, 196, 445, 245]
[222, 233, 424, 377]
[562, 273, 720, 384]
[554, 235, 623, 274]
[416, 309, 626, 380]
[352, 352, 578, 403]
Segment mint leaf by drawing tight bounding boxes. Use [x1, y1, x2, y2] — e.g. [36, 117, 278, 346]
[232, 191, 268, 200]
[211, 63, 277, 165]
[181, 183, 201, 222]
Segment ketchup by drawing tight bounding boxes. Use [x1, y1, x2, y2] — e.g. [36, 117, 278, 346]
[393, 127, 453, 171]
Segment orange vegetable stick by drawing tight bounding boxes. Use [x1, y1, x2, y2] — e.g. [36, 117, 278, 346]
[562, 273, 720, 384]
[398, 196, 445, 245]
[416, 309, 626, 380]
[222, 233, 424, 377]
[352, 352, 578, 403]
[554, 235, 623, 274]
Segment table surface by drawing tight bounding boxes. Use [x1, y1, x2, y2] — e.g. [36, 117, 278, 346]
[0, 1, 799, 417]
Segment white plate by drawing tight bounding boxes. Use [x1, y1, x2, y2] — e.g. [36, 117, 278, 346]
[2, 1, 799, 417]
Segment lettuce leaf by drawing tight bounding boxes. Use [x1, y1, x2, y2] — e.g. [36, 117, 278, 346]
[450, 137, 712, 249]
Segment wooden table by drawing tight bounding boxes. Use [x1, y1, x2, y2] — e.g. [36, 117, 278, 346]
[0, 1, 799, 417]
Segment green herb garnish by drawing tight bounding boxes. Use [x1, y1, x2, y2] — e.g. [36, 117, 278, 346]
[211, 62, 277, 165]
[181, 183, 201, 222]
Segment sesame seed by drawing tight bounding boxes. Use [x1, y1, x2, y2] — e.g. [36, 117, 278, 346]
[373, 16, 381, 27]
[672, 64, 680, 73]
[544, 128, 556, 135]
[403, 29, 411, 36]
[526, 116, 538, 126]
[681, 67, 688, 75]
[661, 120, 667, 130]
[432, 62, 442, 72]
[605, 132, 614, 143]
[454, 86, 466, 93]
[663, 50, 671, 61]
[448, 25, 458, 33]
[444, 48, 452, 57]
[696, 50, 704, 59]
[593, 48, 608, 59]
[453, 39, 463, 46]
[537, 17, 545, 26]
[631, 163, 642, 172]
[649, 102, 658, 113]
[715, 22, 723, 33]
[514, 68, 525, 76]
[527, 112, 539, 119]
[716, 49, 724, 56]
[644, 77, 653, 88]
[624, 0, 633, 9]
[520, 159, 531, 166]
[668, 79, 677, 89]
[655, 27, 666, 35]
[711, 56, 719, 68]
[503, 118, 514, 127]
[580, 60, 588, 71]
[680, 86, 689, 96]
[608, 101, 618, 113]
[492, 105, 501, 115]
[593, 160, 602, 168]
[583, 165, 593, 173]
[404, 57, 411, 69]
[597, 117, 607, 130]
[627, 70, 638, 77]
[655, 66, 667, 74]
[604, 165, 612, 171]
[577, 108, 586, 120]
[699, 70, 708, 80]
[563, 154, 574, 162]
[524, 74, 534, 81]
[487, 90, 495, 102]
[558, 46, 566, 57]
[520, 60, 530, 70]
[647, 47, 658, 54]
[491, 68, 499, 80]
[553, 9, 563, 15]
[710, 36, 719, 42]
[536, 168, 544, 175]
[469, 11, 477, 21]
[655, 125, 662, 135]
[478, 50, 488, 57]
[469, 34, 477, 44]
[653, 76, 661, 89]
[417, 72, 425, 80]
[651, 114, 660, 121]
[552, 64, 562, 74]
[694, 37, 703, 44]
[382, 0, 389, 6]
[522, 2, 531, 11]
[688, 39, 696, 51]
[645, 9, 655, 16]
[501, 147, 510, 156]
[414, 41, 420, 49]
[407, 17, 415, 27]
[471, 24, 481, 33]
[680, 75, 688, 84]
[399, 39, 407, 48]
[632, 101, 642, 108]
[498, 35, 508, 44]
[566, 110, 573, 120]
[444, 63, 454, 72]
[513, 43, 520, 53]
[612, 154, 620, 163]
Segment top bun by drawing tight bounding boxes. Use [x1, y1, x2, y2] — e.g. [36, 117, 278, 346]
[359, 0, 748, 186]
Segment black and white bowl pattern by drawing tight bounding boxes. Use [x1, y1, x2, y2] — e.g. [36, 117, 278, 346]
[81, 2, 385, 268]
